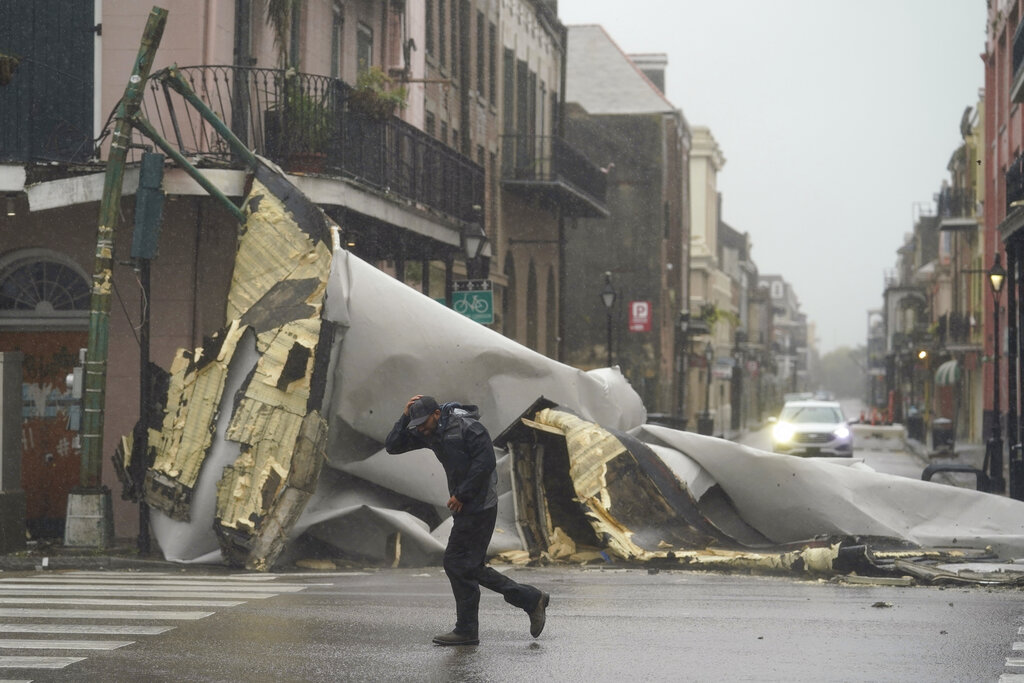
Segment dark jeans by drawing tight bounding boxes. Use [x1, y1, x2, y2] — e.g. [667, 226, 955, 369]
[444, 506, 542, 635]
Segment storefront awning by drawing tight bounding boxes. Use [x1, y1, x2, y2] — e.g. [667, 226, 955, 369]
[935, 359, 960, 386]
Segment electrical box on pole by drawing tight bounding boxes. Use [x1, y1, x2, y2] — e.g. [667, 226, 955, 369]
[131, 151, 165, 260]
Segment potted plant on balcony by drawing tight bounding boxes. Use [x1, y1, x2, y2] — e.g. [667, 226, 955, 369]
[267, 75, 333, 173]
[347, 66, 408, 120]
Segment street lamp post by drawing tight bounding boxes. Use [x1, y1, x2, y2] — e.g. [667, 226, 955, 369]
[697, 342, 715, 435]
[989, 252, 1006, 494]
[461, 208, 488, 280]
[679, 310, 690, 429]
[601, 272, 616, 367]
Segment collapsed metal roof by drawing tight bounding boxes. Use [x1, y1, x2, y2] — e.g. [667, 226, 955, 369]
[115, 159, 1024, 585]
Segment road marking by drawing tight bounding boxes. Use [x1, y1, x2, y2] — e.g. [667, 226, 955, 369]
[0, 571, 307, 675]
[1014, 641, 1024, 651]
[0, 597, 243, 608]
[0, 624, 173, 635]
[1007, 657, 1024, 667]
[0, 587, 273, 599]
[34, 571, 280, 581]
[0, 639, 133, 650]
[0, 655, 86, 669]
[0, 578, 307, 591]
[0, 608, 213, 620]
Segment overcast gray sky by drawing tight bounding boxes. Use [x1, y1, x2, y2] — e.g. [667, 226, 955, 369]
[557, 0, 985, 355]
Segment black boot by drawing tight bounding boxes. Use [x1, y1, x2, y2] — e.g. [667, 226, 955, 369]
[432, 630, 479, 646]
[529, 592, 550, 638]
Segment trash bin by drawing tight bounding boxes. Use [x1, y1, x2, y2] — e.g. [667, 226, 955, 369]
[932, 418, 954, 450]
[906, 414, 925, 441]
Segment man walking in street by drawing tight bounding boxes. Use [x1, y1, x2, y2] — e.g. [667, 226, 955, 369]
[385, 394, 549, 646]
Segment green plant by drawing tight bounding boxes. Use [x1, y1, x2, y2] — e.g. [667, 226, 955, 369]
[276, 77, 332, 154]
[348, 66, 408, 119]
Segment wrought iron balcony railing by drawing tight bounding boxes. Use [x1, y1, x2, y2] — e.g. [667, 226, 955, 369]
[1007, 152, 1024, 213]
[500, 134, 608, 218]
[938, 311, 975, 346]
[936, 187, 976, 220]
[139, 65, 482, 223]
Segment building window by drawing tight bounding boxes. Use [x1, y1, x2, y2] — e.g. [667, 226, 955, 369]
[476, 11, 485, 96]
[425, 111, 436, 137]
[449, 0, 458, 77]
[330, 3, 344, 78]
[502, 48, 514, 133]
[0, 250, 90, 327]
[425, 0, 434, 56]
[488, 23, 497, 105]
[357, 22, 373, 73]
[289, 3, 302, 68]
[477, 145, 484, 167]
[439, 0, 446, 68]
[440, 121, 448, 145]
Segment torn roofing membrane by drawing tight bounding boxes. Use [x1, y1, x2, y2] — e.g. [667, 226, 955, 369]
[131, 162, 1024, 583]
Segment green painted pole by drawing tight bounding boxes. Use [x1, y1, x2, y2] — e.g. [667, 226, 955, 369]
[81, 7, 168, 490]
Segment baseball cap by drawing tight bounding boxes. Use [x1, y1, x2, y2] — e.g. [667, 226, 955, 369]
[407, 396, 440, 429]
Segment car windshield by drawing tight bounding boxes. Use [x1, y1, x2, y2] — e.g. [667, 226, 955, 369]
[779, 406, 843, 424]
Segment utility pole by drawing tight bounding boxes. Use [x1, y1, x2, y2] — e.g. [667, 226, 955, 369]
[66, 7, 168, 547]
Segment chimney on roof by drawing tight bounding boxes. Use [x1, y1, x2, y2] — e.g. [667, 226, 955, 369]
[629, 53, 668, 94]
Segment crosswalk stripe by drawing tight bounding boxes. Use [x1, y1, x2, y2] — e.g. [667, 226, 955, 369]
[0, 608, 213, 620]
[0, 588, 273, 599]
[0, 655, 86, 669]
[0, 597, 243, 608]
[0, 639, 133, 650]
[0, 624, 173, 635]
[0, 578, 306, 591]
[56, 572, 280, 581]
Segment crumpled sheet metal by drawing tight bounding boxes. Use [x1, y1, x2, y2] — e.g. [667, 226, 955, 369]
[511, 407, 765, 563]
[320, 248, 646, 450]
[277, 245, 649, 566]
[143, 177, 334, 569]
[635, 424, 1024, 559]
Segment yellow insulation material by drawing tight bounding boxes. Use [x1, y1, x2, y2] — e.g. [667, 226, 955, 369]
[226, 180, 332, 322]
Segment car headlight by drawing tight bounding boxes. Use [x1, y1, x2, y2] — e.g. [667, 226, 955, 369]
[773, 422, 796, 443]
[833, 425, 850, 439]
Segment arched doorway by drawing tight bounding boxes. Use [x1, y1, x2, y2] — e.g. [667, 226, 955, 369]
[0, 249, 90, 538]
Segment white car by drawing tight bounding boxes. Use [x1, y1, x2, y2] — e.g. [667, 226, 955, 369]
[769, 400, 853, 457]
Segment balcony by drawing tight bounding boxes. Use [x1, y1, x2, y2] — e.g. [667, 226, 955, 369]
[140, 66, 482, 224]
[936, 187, 978, 232]
[1012, 18, 1024, 104]
[938, 312, 978, 350]
[500, 134, 609, 218]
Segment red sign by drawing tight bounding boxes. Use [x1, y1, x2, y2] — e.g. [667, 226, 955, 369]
[629, 301, 651, 332]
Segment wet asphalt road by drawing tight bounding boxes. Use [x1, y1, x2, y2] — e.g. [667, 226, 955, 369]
[7, 565, 1024, 682]
[9, 433, 1021, 682]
